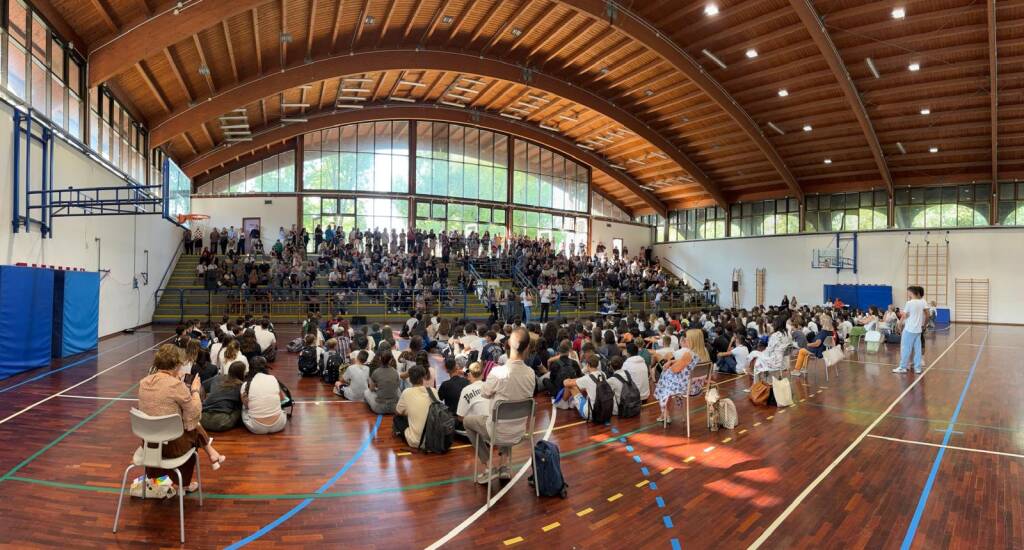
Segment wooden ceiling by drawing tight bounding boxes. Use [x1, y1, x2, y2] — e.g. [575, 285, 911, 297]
[42, 0, 1024, 215]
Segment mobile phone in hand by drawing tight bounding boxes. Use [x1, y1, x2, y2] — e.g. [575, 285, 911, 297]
[183, 373, 197, 387]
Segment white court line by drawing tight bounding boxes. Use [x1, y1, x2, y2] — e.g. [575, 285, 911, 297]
[0, 336, 172, 426]
[58, 394, 138, 402]
[843, 358, 898, 367]
[867, 434, 1024, 460]
[291, 400, 364, 404]
[748, 326, 975, 550]
[425, 402, 557, 550]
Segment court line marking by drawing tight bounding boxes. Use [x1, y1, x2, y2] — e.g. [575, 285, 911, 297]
[57, 395, 139, 402]
[748, 326, 972, 550]
[902, 329, 989, 550]
[0, 332, 159, 394]
[867, 434, 1024, 460]
[424, 402, 557, 550]
[0, 337, 173, 426]
[225, 415, 383, 549]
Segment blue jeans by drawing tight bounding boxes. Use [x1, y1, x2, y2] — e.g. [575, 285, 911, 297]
[523, 305, 532, 323]
[899, 331, 923, 371]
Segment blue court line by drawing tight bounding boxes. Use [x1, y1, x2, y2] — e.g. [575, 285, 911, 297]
[900, 331, 989, 550]
[225, 415, 383, 549]
[649, 482, 657, 490]
[0, 334, 146, 393]
[633, 455, 642, 463]
[662, 515, 674, 528]
[656, 496, 665, 508]
[640, 467, 649, 476]
[670, 538, 682, 550]
[626, 445, 635, 452]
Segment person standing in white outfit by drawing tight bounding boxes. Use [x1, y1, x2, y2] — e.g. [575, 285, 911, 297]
[893, 286, 928, 374]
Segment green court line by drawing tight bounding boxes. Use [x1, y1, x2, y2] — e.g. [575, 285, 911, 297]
[0, 383, 140, 483]
[6, 420, 665, 501]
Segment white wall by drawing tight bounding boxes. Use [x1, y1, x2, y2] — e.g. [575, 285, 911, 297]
[591, 219, 652, 255]
[189, 195, 298, 251]
[653, 227, 1024, 324]
[0, 102, 180, 337]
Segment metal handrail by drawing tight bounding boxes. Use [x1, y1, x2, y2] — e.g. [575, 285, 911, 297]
[658, 256, 708, 290]
[154, 240, 185, 298]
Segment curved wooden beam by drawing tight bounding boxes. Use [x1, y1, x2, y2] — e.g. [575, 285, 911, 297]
[150, 47, 725, 208]
[87, 0, 266, 87]
[181, 103, 666, 216]
[556, 0, 803, 201]
[788, 0, 894, 196]
[987, 0, 998, 198]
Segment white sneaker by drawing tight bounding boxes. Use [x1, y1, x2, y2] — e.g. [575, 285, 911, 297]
[476, 470, 497, 485]
[891, 368, 908, 374]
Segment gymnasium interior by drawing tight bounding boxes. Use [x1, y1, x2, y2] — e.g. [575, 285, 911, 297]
[1, 0, 1022, 548]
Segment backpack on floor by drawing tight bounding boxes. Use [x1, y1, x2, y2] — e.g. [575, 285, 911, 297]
[279, 382, 294, 417]
[418, 389, 456, 454]
[321, 352, 344, 385]
[611, 371, 642, 418]
[529, 440, 568, 498]
[286, 338, 304, 353]
[586, 374, 615, 424]
[298, 346, 320, 377]
[717, 398, 738, 429]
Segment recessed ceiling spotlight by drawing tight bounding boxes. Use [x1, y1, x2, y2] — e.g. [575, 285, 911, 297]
[803, 124, 812, 132]
[920, 107, 931, 115]
[645, 89, 654, 97]
[908, 62, 920, 72]
[892, 7, 906, 19]
[824, 158, 832, 164]
[441, 15, 454, 24]
[701, 49, 728, 69]
[365, 15, 375, 25]
[704, 4, 719, 16]
[929, 146, 939, 153]
[746, 48, 758, 59]
[599, 67, 609, 75]
[510, 27, 523, 37]
[778, 88, 789, 97]
[865, 57, 880, 78]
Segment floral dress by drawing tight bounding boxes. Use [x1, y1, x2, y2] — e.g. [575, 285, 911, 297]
[654, 349, 699, 405]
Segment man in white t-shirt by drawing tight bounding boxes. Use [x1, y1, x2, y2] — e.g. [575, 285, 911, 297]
[254, 320, 276, 355]
[564, 356, 617, 419]
[456, 363, 490, 420]
[539, 285, 552, 323]
[893, 285, 929, 374]
[620, 344, 651, 400]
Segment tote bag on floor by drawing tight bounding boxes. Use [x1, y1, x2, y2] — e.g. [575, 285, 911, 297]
[771, 376, 793, 407]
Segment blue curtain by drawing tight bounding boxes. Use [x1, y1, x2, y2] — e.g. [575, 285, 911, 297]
[0, 266, 54, 379]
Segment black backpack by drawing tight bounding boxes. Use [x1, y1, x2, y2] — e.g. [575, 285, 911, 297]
[321, 352, 344, 385]
[611, 371, 642, 418]
[587, 373, 615, 424]
[528, 440, 568, 498]
[419, 388, 456, 454]
[298, 346, 320, 377]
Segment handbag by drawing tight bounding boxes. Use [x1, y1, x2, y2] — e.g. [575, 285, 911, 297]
[749, 381, 771, 406]
[823, 345, 845, 368]
[772, 375, 794, 407]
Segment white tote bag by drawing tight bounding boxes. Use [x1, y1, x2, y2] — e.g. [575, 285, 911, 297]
[823, 345, 845, 368]
[772, 375, 794, 407]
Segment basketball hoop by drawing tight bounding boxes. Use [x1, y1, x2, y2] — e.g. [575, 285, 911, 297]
[177, 213, 210, 224]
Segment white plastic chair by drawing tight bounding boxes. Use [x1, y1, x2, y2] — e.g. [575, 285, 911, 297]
[864, 330, 883, 353]
[473, 399, 537, 506]
[113, 408, 202, 543]
[663, 361, 713, 438]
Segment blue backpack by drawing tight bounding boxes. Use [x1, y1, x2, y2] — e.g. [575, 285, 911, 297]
[529, 440, 568, 498]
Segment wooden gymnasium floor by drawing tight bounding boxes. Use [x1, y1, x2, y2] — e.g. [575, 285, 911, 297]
[0, 323, 1021, 549]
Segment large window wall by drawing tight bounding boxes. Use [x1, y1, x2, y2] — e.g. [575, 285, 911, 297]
[164, 158, 191, 223]
[304, 121, 409, 193]
[668, 206, 726, 240]
[414, 199, 506, 236]
[511, 209, 588, 255]
[415, 122, 508, 201]
[512, 139, 588, 212]
[998, 183, 1024, 226]
[196, 150, 296, 195]
[806, 191, 888, 232]
[89, 87, 146, 183]
[302, 197, 409, 240]
[894, 184, 989, 229]
[731, 199, 799, 237]
[592, 192, 631, 222]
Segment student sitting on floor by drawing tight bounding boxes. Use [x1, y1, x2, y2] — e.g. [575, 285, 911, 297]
[394, 365, 441, 448]
[241, 357, 287, 435]
[365, 351, 401, 414]
[621, 343, 652, 400]
[218, 339, 248, 375]
[335, 350, 370, 401]
[715, 333, 750, 375]
[201, 361, 246, 431]
[563, 355, 617, 419]
[438, 357, 469, 420]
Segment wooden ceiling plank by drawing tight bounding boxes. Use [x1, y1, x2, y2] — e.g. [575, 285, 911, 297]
[88, 0, 120, 34]
[352, 0, 371, 49]
[527, 11, 576, 59]
[253, 8, 264, 74]
[445, 0, 483, 44]
[192, 34, 217, 96]
[87, 0, 265, 87]
[480, 0, 534, 54]
[558, 0, 803, 201]
[506, 2, 557, 54]
[222, 21, 240, 84]
[306, 0, 320, 59]
[281, 0, 289, 67]
[136, 61, 171, 113]
[377, 0, 399, 46]
[421, 0, 455, 43]
[789, 0, 893, 196]
[163, 47, 194, 104]
[988, 0, 999, 193]
[403, 0, 427, 40]
[330, 0, 347, 52]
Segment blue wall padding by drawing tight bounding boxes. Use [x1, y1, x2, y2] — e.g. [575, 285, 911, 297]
[823, 284, 894, 311]
[61, 270, 99, 357]
[0, 266, 54, 379]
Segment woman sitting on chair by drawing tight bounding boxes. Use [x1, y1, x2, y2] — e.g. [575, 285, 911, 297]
[653, 329, 708, 424]
[138, 344, 227, 493]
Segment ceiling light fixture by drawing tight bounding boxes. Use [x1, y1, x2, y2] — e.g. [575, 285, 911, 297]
[746, 48, 758, 59]
[365, 15, 375, 25]
[701, 49, 728, 69]
[644, 89, 654, 97]
[896, 142, 907, 154]
[439, 100, 466, 108]
[281, 118, 308, 123]
[442, 15, 454, 24]
[778, 88, 789, 97]
[499, 112, 522, 120]
[389, 97, 416, 103]
[929, 146, 939, 153]
[892, 7, 906, 19]
[280, 103, 309, 108]
[865, 57, 880, 79]
[824, 158, 832, 164]
[577, 144, 594, 150]
[704, 4, 719, 16]
[510, 27, 523, 37]
[539, 124, 558, 131]
[398, 80, 425, 87]
[908, 62, 920, 72]
[767, 122, 785, 135]
[803, 124, 812, 132]
[920, 108, 931, 115]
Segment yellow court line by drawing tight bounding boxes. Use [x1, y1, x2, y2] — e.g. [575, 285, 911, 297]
[635, 480, 650, 488]
[504, 537, 524, 546]
[450, 444, 471, 450]
[721, 437, 733, 443]
[661, 467, 675, 474]
[607, 493, 623, 502]
[800, 398, 807, 402]
[778, 409, 787, 414]
[576, 508, 594, 517]
[766, 415, 774, 420]
[739, 429, 748, 434]
[395, 451, 412, 456]
[753, 422, 762, 427]
[703, 446, 715, 453]
[683, 456, 696, 463]
[542, 522, 561, 532]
